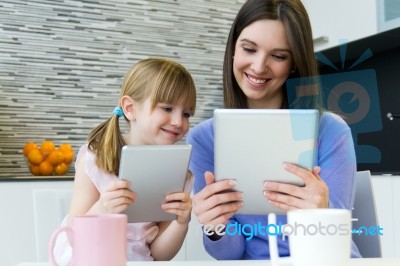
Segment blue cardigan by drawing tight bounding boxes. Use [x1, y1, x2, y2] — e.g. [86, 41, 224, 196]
[187, 112, 362, 259]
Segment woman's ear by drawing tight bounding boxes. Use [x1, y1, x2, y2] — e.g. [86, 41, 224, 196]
[121, 96, 136, 120]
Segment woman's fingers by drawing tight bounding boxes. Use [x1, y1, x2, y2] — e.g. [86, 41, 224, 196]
[196, 200, 243, 226]
[193, 189, 242, 214]
[263, 164, 329, 209]
[196, 179, 237, 201]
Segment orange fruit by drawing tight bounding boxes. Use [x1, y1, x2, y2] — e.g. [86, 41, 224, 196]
[29, 164, 40, 176]
[40, 140, 55, 157]
[27, 149, 44, 165]
[39, 161, 54, 176]
[47, 150, 65, 166]
[54, 162, 69, 176]
[23, 142, 37, 156]
[62, 150, 74, 164]
[59, 144, 73, 153]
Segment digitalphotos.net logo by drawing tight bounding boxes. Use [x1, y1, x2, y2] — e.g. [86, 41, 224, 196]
[286, 40, 382, 164]
[203, 221, 383, 241]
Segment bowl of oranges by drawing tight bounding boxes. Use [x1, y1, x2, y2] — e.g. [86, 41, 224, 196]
[23, 140, 74, 176]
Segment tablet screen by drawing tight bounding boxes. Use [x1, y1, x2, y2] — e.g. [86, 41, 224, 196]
[214, 109, 319, 215]
[119, 145, 192, 223]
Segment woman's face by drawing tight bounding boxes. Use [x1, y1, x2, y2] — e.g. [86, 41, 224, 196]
[233, 19, 293, 108]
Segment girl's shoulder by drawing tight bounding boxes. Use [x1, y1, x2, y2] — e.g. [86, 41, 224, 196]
[75, 143, 116, 192]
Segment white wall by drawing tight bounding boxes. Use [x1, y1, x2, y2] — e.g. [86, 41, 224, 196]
[302, 0, 378, 51]
[0, 180, 213, 266]
[0, 180, 73, 266]
[371, 175, 400, 258]
[1, 175, 399, 265]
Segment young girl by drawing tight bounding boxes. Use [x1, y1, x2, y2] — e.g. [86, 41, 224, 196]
[57, 58, 196, 261]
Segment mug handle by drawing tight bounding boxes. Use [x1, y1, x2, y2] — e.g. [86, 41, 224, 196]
[268, 213, 292, 266]
[48, 226, 73, 266]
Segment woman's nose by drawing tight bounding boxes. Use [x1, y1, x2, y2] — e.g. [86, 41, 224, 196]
[251, 56, 268, 74]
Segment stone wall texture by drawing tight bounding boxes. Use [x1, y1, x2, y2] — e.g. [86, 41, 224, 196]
[0, 0, 245, 178]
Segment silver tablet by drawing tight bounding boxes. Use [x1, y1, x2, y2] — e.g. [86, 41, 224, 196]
[214, 109, 319, 215]
[119, 145, 192, 223]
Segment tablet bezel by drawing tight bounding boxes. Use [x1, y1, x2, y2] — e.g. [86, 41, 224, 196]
[214, 109, 319, 215]
[119, 144, 192, 223]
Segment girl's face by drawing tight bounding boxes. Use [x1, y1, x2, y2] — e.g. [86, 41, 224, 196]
[233, 19, 293, 109]
[128, 96, 193, 145]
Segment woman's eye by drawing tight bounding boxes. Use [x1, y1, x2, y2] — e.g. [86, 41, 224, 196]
[272, 54, 287, 60]
[243, 47, 256, 53]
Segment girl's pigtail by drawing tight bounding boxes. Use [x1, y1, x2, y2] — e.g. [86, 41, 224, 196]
[88, 109, 126, 175]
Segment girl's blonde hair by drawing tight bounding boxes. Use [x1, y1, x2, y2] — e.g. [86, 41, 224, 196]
[87, 58, 196, 175]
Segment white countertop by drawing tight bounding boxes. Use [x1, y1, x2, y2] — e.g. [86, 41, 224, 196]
[14, 258, 400, 266]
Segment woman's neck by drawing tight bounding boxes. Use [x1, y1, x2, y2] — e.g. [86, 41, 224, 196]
[246, 94, 283, 109]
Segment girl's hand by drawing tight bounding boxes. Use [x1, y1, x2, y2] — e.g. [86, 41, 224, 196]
[99, 179, 136, 214]
[161, 192, 192, 224]
[192, 171, 243, 229]
[263, 163, 329, 211]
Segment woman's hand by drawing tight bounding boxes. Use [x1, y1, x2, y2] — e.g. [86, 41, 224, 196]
[98, 179, 136, 214]
[161, 191, 192, 225]
[192, 171, 243, 229]
[263, 163, 329, 211]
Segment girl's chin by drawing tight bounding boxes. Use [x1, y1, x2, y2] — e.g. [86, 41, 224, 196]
[158, 136, 180, 145]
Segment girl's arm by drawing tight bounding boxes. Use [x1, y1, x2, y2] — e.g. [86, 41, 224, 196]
[67, 154, 135, 225]
[150, 191, 191, 260]
[150, 220, 189, 260]
[67, 155, 101, 225]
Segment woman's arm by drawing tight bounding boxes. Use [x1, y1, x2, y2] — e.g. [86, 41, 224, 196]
[263, 113, 356, 211]
[187, 121, 246, 259]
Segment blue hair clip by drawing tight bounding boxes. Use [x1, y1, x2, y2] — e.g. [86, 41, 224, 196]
[112, 106, 123, 118]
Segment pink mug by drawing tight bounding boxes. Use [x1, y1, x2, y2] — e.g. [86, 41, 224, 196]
[48, 214, 127, 266]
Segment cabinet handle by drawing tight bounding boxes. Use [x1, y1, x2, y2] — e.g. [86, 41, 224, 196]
[387, 112, 400, 120]
[313, 36, 329, 44]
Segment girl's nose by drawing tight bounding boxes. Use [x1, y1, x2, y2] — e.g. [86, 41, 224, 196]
[171, 113, 183, 127]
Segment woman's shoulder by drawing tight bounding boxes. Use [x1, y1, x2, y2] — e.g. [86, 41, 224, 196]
[319, 111, 352, 143]
[320, 111, 351, 132]
[187, 117, 214, 142]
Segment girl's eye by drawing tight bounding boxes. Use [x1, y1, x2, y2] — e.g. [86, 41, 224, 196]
[183, 112, 192, 118]
[161, 106, 173, 112]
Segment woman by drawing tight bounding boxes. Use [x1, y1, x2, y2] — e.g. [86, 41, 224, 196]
[187, 0, 361, 260]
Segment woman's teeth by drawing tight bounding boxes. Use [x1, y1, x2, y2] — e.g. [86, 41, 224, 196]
[248, 75, 266, 84]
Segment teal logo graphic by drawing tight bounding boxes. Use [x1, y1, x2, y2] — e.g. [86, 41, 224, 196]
[286, 41, 382, 163]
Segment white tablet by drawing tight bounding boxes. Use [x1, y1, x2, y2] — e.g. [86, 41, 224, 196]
[214, 109, 319, 215]
[119, 145, 192, 223]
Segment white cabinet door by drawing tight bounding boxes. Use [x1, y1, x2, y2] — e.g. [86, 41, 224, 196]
[378, 0, 400, 31]
[302, 0, 378, 51]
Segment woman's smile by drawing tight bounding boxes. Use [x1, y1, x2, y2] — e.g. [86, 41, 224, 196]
[245, 73, 270, 87]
